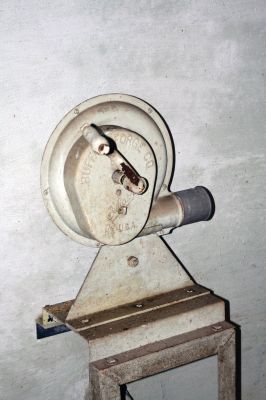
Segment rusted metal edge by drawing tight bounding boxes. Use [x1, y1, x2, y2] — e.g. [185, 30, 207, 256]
[89, 321, 237, 400]
[43, 300, 73, 325]
[70, 284, 210, 330]
[78, 293, 223, 341]
[91, 321, 234, 372]
[43, 284, 209, 331]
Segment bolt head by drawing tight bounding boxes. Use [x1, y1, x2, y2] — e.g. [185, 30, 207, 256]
[127, 256, 139, 267]
[186, 288, 195, 293]
[212, 325, 222, 332]
[118, 206, 127, 215]
[106, 358, 117, 365]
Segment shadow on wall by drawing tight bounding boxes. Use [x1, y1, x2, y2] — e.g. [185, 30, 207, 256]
[121, 385, 135, 399]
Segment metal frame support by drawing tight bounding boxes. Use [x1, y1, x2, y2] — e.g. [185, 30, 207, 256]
[88, 321, 237, 400]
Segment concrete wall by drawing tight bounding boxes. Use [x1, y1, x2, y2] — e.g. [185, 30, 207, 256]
[1, 1, 265, 399]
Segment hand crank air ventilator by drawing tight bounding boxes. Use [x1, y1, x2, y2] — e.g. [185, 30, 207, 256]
[39, 94, 215, 337]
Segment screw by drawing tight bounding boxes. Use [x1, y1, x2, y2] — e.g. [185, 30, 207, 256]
[135, 304, 143, 308]
[186, 288, 195, 293]
[116, 189, 122, 196]
[212, 325, 222, 332]
[127, 256, 139, 267]
[118, 206, 127, 215]
[74, 108, 79, 115]
[81, 319, 89, 324]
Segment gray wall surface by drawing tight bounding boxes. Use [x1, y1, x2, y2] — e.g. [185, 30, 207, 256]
[1, 1, 266, 399]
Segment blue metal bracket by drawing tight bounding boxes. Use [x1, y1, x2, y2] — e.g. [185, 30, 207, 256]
[36, 322, 71, 339]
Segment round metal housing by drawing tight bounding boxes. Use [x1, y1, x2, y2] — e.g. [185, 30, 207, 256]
[41, 94, 174, 247]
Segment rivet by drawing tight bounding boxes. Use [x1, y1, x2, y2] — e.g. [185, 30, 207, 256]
[212, 325, 222, 332]
[106, 358, 117, 365]
[74, 108, 79, 115]
[127, 256, 139, 267]
[186, 288, 195, 293]
[118, 206, 127, 215]
[135, 304, 143, 308]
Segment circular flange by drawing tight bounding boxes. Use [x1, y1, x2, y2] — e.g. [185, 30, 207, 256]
[41, 94, 174, 247]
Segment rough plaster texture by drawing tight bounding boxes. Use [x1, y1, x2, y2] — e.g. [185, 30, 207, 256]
[1, 1, 266, 399]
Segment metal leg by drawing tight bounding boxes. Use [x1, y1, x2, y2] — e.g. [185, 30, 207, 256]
[88, 321, 238, 400]
[89, 365, 121, 400]
[218, 329, 236, 400]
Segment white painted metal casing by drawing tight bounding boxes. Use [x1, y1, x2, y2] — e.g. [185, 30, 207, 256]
[41, 94, 175, 246]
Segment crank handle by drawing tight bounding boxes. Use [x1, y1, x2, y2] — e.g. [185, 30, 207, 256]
[83, 124, 148, 195]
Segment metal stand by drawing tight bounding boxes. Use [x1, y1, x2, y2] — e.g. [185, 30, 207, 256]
[89, 321, 236, 400]
[38, 273, 238, 399]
